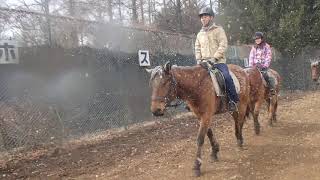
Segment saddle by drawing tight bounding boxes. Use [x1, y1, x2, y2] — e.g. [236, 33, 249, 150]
[209, 67, 226, 96]
[259, 69, 277, 89]
[206, 64, 240, 97]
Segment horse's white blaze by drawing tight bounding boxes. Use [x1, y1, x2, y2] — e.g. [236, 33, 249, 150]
[145, 68, 153, 73]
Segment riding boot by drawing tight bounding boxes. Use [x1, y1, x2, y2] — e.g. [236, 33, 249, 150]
[269, 78, 276, 95]
[261, 69, 275, 95]
[266, 78, 276, 95]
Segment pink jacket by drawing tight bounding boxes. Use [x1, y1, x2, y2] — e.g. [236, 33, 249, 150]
[249, 43, 272, 68]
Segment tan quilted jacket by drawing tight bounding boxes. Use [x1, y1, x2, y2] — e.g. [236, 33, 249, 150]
[195, 24, 228, 64]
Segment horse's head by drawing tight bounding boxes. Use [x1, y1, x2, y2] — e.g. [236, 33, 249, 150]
[146, 62, 177, 116]
[311, 60, 320, 82]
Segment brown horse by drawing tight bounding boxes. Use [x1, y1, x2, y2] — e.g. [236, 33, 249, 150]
[311, 60, 320, 82]
[245, 67, 281, 131]
[146, 62, 250, 177]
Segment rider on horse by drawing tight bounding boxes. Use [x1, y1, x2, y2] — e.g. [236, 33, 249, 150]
[249, 32, 275, 95]
[195, 7, 239, 112]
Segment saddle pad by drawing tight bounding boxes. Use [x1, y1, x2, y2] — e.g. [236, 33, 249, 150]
[209, 70, 240, 96]
[209, 71, 223, 96]
[230, 71, 241, 93]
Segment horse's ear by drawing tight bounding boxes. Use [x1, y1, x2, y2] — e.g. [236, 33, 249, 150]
[164, 61, 171, 73]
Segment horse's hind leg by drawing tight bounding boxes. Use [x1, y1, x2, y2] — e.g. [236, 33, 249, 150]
[268, 96, 277, 126]
[233, 103, 248, 147]
[272, 98, 278, 123]
[207, 127, 219, 161]
[193, 119, 209, 177]
[253, 101, 263, 135]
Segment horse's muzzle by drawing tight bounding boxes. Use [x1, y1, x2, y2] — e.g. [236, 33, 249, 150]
[152, 108, 164, 116]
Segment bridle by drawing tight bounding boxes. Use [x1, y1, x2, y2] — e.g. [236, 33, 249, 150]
[150, 68, 182, 107]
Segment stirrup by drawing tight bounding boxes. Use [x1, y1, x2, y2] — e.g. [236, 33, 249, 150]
[270, 89, 276, 95]
[228, 101, 238, 112]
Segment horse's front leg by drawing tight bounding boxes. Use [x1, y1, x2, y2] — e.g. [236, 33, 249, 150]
[207, 127, 220, 161]
[193, 118, 209, 177]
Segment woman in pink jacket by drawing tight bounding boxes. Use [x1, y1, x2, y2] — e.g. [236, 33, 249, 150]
[249, 32, 275, 93]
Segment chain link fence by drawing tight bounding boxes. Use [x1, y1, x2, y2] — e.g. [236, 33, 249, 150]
[0, 7, 198, 151]
[0, 44, 195, 151]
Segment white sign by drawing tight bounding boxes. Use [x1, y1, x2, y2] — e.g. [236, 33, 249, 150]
[138, 50, 150, 66]
[0, 40, 19, 64]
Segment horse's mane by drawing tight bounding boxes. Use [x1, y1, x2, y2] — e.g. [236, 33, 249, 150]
[149, 64, 183, 83]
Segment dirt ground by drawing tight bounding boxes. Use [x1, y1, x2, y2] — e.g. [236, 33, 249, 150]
[1, 91, 320, 180]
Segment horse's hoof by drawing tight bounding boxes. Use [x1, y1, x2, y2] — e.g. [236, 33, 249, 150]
[211, 154, 219, 162]
[237, 140, 243, 147]
[255, 129, 260, 135]
[194, 169, 201, 177]
[193, 159, 202, 176]
[254, 124, 260, 135]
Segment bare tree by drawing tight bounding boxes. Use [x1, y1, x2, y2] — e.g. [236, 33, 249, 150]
[148, 0, 152, 24]
[43, 0, 52, 46]
[176, 0, 182, 31]
[14, 0, 53, 45]
[163, 0, 166, 9]
[117, 0, 123, 23]
[67, 0, 78, 47]
[107, 0, 113, 22]
[139, 0, 145, 24]
[1, 0, 54, 45]
[131, 0, 138, 24]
